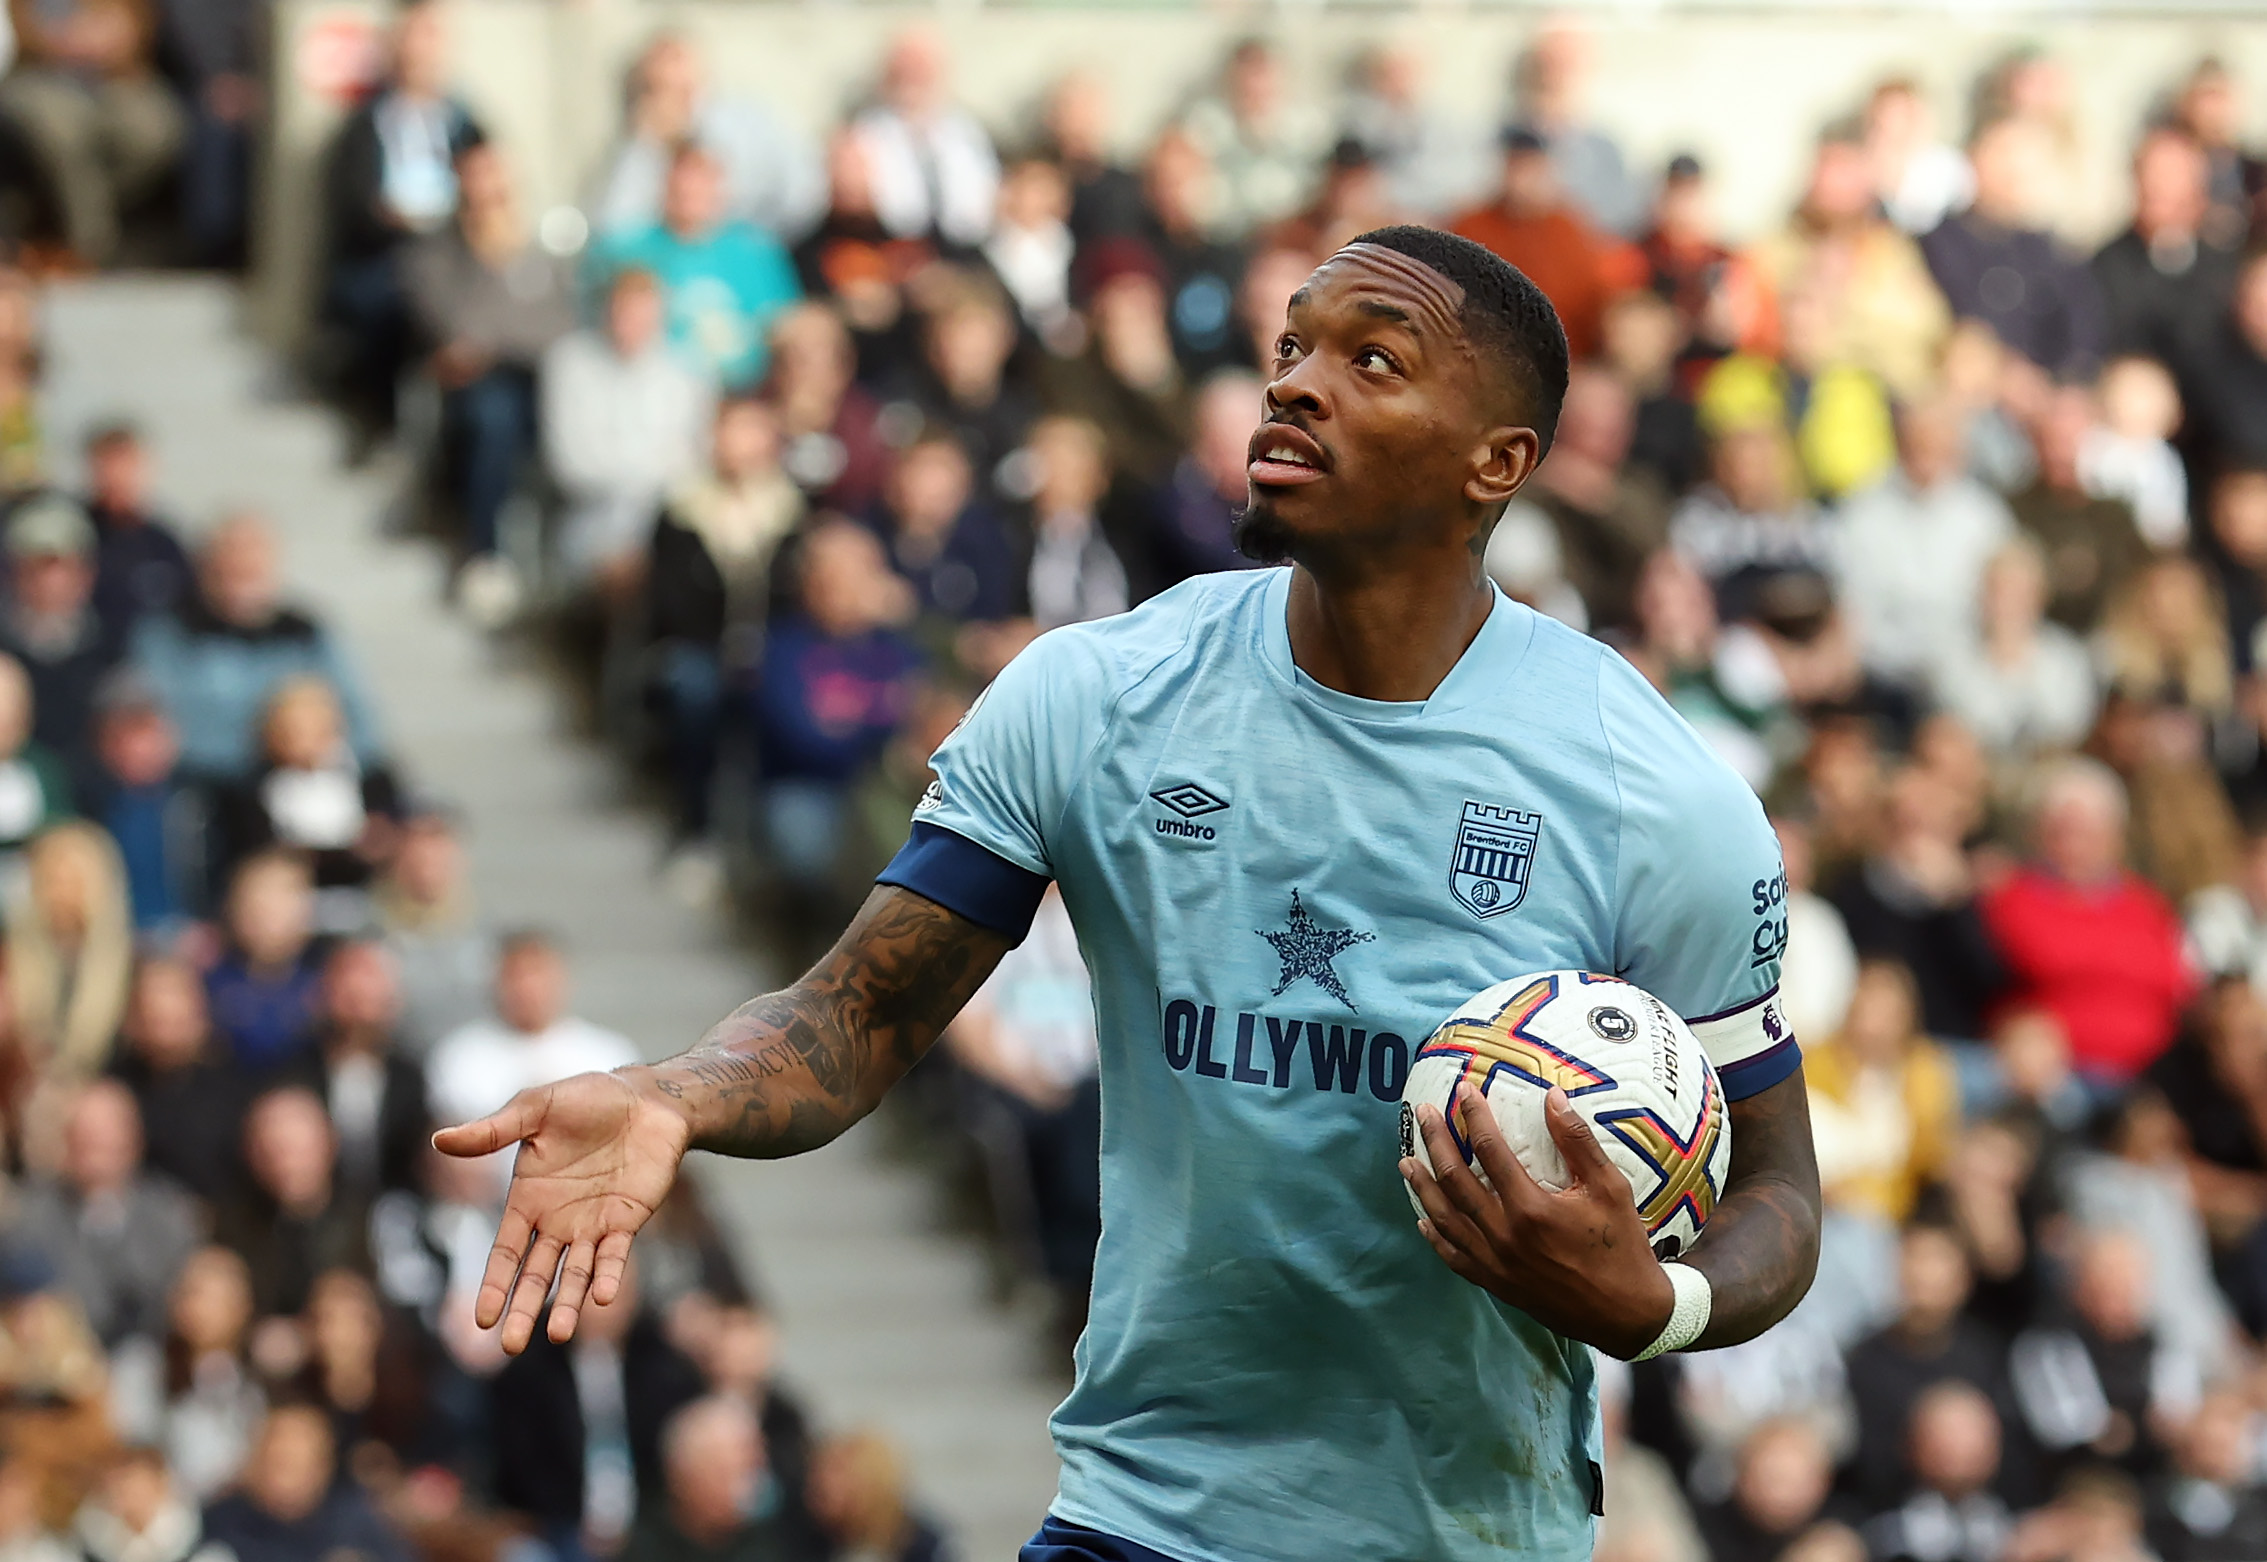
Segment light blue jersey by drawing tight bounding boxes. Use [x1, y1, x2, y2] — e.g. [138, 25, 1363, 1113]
[880, 569, 1798, 1562]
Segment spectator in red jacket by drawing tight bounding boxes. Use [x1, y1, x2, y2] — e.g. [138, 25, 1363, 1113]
[1980, 757, 2197, 1085]
[1449, 127, 1622, 357]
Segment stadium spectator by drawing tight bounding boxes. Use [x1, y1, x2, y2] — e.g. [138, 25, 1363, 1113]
[0, 0, 181, 266]
[586, 33, 824, 245]
[1046, 240, 1193, 485]
[143, 1246, 263, 1501]
[7, 822, 132, 1078]
[425, 931, 638, 1181]
[1981, 760, 2194, 1085]
[7, 1079, 196, 1348]
[0, 494, 123, 765]
[214, 676, 400, 911]
[1135, 130, 1247, 378]
[1152, 369, 1265, 586]
[2099, 556, 2232, 725]
[590, 143, 802, 391]
[1805, 960, 1960, 1226]
[214, 1085, 369, 1316]
[2144, 1389, 2267, 1562]
[81, 683, 201, 935]
[158, 0, 260, 268]
[2178, 249, 2267, 476]
[891, 271, 1038, 509]
[1696, 1418, 1843, 1562]
[199, 1403, 408, 1562]
[1339, 46, 1483, 222]
[2009, 1227, 2190, 1483]
[283, 940, 427, 1202]
[2170, 57, 2263, 242]
[805, 1429, 952, 1562]
[1019, 415, 1130, 630]
[72, 1443, 211, 1562]
[1178, 37, 1318, 239]
[2006, 390, 2151, 634]
[1506, 19, 1642, 238]
[203, 849, 324, 1072]
[1634, 153, 1756, 375]
[2190, 824, 2267, 989]
[768, 301, 890, 516]
[1834, 396, 2014, 689]
[646, 395, 804, 848]
[1514, 364, 1665, 635]
[2092, 697, 2244, 909]
[692, 1302, 822, 1554]
[1920, 115, 2106, 380]
[108, 957, 245, 1205]
[1450, 125, 1618, 358]
[371, 807, 493, 1057]
[541, 267, 714, 596]
[317, 0, 484, 445]
[2091, 126, 2241, 369]
[984, 153, 1076, 349]
[2079, 355, 2188, 549]
[1863, 77, 1973, 238]
[850, 26, 999, 248]
[1667, 422, 1830, 621]
[492, 1268, 704, 1558]
[0, 656, 71, 860]
[80, 422, 191, 639]
[867, 431, 1018, 625]
[133, 513, 380, 779]
[1747, 125, 1952, 402]
[1043, 71, 1142, 246]
[1264, 136, 1402, 260]
[1863, 1382, 2016, 1562]
[1928, 538, 2097, 761]
[405, 140, 574, 616]
[1774, 818, 1859, 1046]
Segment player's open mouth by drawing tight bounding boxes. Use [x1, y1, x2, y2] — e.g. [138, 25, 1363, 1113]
[1248, 425, 1329, 487]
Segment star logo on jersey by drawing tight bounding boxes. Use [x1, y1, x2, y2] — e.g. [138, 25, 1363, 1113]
[1450, 801, 1542, 919]
[1256, 890, 1374, 1010]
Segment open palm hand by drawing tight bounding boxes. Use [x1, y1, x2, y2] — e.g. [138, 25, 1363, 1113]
[433, 1069, 692, 1353]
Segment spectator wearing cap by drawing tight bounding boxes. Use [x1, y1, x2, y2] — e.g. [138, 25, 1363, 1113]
[1450, 126, 1621, 358]
[2092, 126, 2242, 370]
[1133, 130, 1247, 380]
[5, 1079, 198, 1348]
[586, 33, 825, 245]
[1178, 38, 1323, 240]
[541, 267, 715, 596]
[79, 684, 201, 933]
[1044, 239, 1193, 485]
[0, 494, 125, 767]
[850, 26, 1000, 248]
[131, 512, 380, 781]
[1920, 116, 2107, 381]
[590, 142, 803, 391]
[403, 140, 576, 622]
[1981, 760, 2195, 1086]
[79, 422, 191, 640]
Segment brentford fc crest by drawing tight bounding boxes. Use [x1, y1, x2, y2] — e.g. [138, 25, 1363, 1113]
[1450, 801, 1542, 919]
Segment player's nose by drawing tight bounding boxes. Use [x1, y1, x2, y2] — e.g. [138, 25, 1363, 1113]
[1262, 355, 1328, 420]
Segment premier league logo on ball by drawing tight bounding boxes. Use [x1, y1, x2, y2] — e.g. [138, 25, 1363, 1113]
[1450, 801, 1542, 919]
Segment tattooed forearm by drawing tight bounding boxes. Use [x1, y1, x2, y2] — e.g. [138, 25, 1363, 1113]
[1683, 1069, 1822, 1347]
[629, 886, 1013, 1160]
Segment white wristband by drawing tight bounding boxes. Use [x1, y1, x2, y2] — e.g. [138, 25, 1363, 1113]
[1632, 1263, 1712, 1362]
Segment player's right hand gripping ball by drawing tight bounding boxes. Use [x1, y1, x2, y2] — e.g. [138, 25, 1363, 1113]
[1399, 971, 1731, 1261]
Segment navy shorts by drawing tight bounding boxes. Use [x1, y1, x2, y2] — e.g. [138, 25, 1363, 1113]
[1020, 1516, 1187, 1562]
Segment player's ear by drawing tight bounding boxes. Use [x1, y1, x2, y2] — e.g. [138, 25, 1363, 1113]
[1466, 425, 1542, 511]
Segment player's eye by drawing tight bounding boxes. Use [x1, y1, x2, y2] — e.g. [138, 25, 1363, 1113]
[1355, 345, 1401, 374]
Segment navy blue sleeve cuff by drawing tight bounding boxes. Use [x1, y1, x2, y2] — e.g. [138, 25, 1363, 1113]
[1717, 1038, 1802, 1102]
[876, 821, 1051, 943]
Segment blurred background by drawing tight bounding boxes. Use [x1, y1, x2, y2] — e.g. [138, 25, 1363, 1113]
[0, 1, 2254, 1560]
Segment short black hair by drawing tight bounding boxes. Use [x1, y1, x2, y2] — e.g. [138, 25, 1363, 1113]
[1346, 224, 1569, 454]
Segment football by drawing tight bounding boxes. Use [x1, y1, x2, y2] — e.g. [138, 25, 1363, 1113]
[1398, 971, 1731, 1260]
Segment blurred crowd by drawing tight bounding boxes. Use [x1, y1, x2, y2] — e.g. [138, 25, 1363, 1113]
[8, 2, 2267, 1559]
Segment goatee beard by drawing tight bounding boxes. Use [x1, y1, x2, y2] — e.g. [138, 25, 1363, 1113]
[1231, 505, 1292, 565]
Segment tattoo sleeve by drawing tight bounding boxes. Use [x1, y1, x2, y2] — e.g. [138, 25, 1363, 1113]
[1683, 1069, 1822, 1347]
[636, 885, 1014, 1159]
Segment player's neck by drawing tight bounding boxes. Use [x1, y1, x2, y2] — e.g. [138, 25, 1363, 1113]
[1285, 560, 1495, 704]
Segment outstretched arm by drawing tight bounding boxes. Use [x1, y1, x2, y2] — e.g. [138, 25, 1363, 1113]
[433, 885, 1012, 1352]
[1402, 1069, 1819, 1359]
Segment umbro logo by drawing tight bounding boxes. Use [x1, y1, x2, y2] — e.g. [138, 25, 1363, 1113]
[1150, 782, 1227, 842]
[1150, 783, 1229, 819]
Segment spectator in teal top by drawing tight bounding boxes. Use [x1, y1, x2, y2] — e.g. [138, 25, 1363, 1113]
[590, 143, 802, 389]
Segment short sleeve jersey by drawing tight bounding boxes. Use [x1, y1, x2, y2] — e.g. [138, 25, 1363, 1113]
[880, 569, 1798, 1562]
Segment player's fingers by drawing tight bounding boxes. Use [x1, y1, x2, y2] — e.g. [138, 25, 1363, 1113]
[1458, 1083, 1542, 1212]
[472, 1202, 535, 1332]
[1414, 1102, 1500, 1227]
[1403, 1124, 1496, 1253]
[547, 1238, 598, 1344]
[500, 1233, 564, 1355]
[432, 1088, 545, 1159]
[1416, 1217, 1481, 1279]
[1542, 1086, 1618, 1188]
[589, 1229, 634, 1308]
